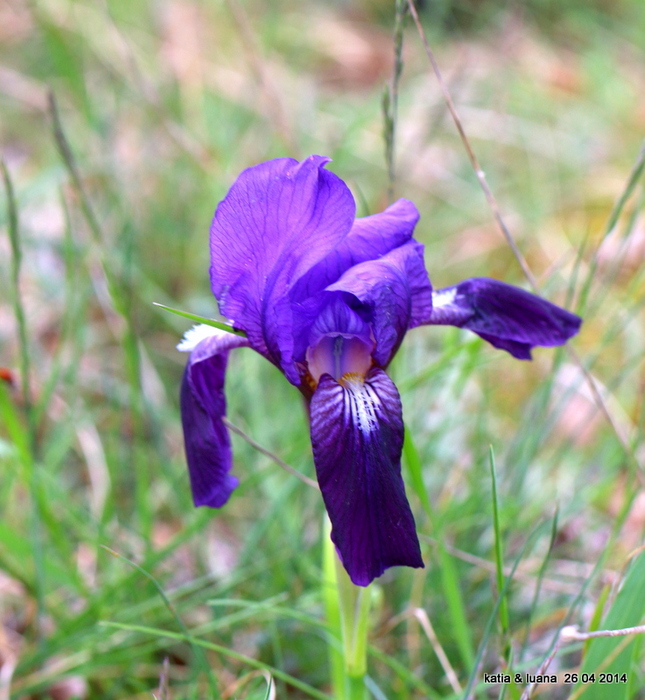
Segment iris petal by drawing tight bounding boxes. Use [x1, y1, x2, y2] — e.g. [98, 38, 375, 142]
[180, 329, 249, 507]
[307, 294, 372, 348]
[326, 240, 432, 366]
[310, 367, 423, 586]
[428, 277, 582, 359]
[289, 200, 423, 365]
[291, 198, 420, 302]
[209, 156, 356, 383]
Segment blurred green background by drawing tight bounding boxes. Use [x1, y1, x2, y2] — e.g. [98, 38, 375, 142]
[2, 0, 645, 697]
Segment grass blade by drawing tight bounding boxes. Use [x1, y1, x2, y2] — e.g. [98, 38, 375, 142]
[576, 551, 645, 699]
[403, 427, 475, 672]
[489, 447, 509, 641]
[99, 621, 333, 700]
[153, 302, 247, 337]
[101, 546, 220, 698]
[1, 159, 33, 435]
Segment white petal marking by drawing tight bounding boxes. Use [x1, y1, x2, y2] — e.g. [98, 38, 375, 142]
[431, 287, 457, 310]
[177, 324, 233, 352]
[341, 374, 380, 434]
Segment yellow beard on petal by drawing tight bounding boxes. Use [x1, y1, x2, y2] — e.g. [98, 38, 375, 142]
[338, 372, 365, 388]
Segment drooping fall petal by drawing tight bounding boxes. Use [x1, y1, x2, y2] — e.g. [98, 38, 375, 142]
[309, 367, 423, 586]
[428, 277, 582, 359]
[179, 327, 249, 507]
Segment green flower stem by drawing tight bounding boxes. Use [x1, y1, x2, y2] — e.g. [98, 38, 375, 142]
[323, 517, 346, 699]
[323, 517, 370, 700]
[336, 555, 371, 679]
[347, 674, 367, 700]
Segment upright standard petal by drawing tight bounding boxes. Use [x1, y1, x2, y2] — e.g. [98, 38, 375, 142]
[428, 277, 582, 359]
[210, 156, 356, 382]
[289, 200, 422, 364]
[290, 198, 420, 302]
[325, 240, 433, 366]
[179, 327, 249, 508]
[310, 367, 423, 586]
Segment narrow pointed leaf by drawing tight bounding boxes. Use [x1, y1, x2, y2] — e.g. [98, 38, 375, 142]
[153, 302, 247, 337]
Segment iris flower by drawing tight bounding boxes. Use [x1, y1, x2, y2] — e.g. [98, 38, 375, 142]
[178, 155, 581, 586]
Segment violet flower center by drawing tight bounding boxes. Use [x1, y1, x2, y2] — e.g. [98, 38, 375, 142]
[306, 334, 373, 384]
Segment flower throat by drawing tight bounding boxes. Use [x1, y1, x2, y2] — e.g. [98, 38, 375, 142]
[307, 334, 373, 385]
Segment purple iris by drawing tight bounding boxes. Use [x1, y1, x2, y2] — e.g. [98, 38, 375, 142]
[178, 155, 581, 587]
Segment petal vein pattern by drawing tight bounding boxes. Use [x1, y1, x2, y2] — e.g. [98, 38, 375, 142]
[290, 198, 421, 302]
[428, 277, 582, 359]
[326, 240, 432, 366]
[342, 375, 379, 434]
[209, 156, 356, 381]
[310, 368, 423, 586]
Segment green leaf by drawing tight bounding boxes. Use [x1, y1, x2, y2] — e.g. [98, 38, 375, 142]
[576, 551, 645, 699]
[489, 446, 510, 639]
[152, 302, 247, 337]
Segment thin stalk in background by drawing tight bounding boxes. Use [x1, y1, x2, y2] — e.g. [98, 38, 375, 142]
[578, 139, 645, 314]
[383, 0, 407, 203]
[488, 447, 523, 700]
[1, 161, 46, 636]
[462, 520, 552, 700]
[48, 90, 152, 539]
[519, 506, 559, 663]
[404, 0, 535, 288]
[2, 160, 33, 437]
[405, 0, 643, 488]
[489, 447, 510, 650]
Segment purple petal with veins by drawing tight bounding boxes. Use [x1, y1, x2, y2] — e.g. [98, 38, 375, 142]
[289, 199, 422, 363]
[326, 240, 432, 366]
[291, 198, 420, 302]
[179, 327, 249, 507]
[210, 156, 356, 383]
[310, 367, 423, 586]
[428, 277, 582, 359]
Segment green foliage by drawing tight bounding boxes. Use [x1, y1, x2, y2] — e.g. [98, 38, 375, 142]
[577, 553, 645, 699]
